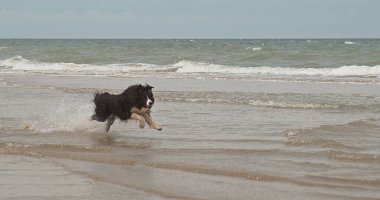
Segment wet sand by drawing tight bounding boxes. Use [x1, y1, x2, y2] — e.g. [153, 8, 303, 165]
[0, 155, 171, 200]
[2, 141, 379, 200]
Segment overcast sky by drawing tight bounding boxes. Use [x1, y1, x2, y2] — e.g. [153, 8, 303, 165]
[0, 0, 379, 38]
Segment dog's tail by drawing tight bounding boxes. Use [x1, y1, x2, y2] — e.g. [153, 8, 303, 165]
[93, 92, 110, 104]
[93, 92, 100, 103]
[92, 92, 111, 122]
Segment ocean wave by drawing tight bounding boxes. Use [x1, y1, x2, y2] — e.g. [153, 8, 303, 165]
[328, 150, 380, 163]
[0, 56, 177, 76]
[1, 56, 380, 78]
[174, 60, 380, 77]
[246, 47, 262, 51]
[344, 41, 355, 45]
[158, 95, 351, 110]
[284, 119, 380, 154]
[0, 46, 8, 50]
[247, 100, 338, 109]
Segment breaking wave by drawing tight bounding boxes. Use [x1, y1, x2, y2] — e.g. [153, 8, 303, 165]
[1, 56, 380, 78]
[160, 96, 339, 109]
[174, 60, 380, 77]
[246, 47, 262, 51]
[344, 41, 355, 45]
[156, 91, 374, 110]
[0, 56, 176, 76]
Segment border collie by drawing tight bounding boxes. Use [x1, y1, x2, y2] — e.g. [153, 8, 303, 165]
[91, 84, 162, 132]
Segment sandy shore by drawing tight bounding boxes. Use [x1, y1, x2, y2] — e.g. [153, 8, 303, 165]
[0, 153, 295, 200]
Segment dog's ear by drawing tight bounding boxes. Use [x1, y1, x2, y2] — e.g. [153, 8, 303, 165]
[137, 84, 144, 93]
[145, 84, 154, 90]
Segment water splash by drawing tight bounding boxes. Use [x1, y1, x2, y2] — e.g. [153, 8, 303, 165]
[26, 95, 102, 133]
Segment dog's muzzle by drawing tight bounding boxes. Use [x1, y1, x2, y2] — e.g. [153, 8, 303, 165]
[146, 97, 153, 108]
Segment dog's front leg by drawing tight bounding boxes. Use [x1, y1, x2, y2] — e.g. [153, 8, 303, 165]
[130, 107, 162, 131]
[141, 113, 162, 131]
[130, 113, 145, 129]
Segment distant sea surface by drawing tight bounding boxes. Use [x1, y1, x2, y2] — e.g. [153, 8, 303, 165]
[1, 39, 380, 79]
[1, 39, 379, 199]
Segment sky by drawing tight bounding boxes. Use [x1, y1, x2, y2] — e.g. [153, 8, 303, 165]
[0, 0, 379, 39]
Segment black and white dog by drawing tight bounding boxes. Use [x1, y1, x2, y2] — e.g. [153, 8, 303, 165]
[91, 84, 162, 132]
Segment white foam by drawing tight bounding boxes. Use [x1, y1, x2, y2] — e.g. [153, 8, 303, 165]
[161, 96, 338, 109]
[0, 56, 175, 76]
[0, 46, 8, 50]
[174, 60, 241, 73]
[1, 56, 380, 78]
[248, 100, 338, 109]
[344, 41, 355, 45]
[246, 47, 262, 51]
[174, 60, 380, 77]
[28, 97, 101, 133]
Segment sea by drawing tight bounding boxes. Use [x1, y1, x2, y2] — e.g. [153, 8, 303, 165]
[0, 39, 380, 199]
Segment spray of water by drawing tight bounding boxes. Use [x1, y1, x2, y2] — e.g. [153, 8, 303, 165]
[25, 95, 104, 133]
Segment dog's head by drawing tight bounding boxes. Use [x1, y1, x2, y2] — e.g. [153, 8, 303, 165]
[137, 84, 155, 108]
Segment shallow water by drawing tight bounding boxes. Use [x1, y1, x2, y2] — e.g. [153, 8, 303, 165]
[1, 74, 379, 200]
[1, 39, 380, 199]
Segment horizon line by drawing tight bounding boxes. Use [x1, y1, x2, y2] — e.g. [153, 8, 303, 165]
[0, 37, 380, 40]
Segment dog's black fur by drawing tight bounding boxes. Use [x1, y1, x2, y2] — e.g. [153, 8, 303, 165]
[91, 84, 155, 132]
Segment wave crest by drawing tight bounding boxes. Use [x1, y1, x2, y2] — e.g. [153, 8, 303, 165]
[284, 119, 380, 156]
[174, 60, 380, 77]
[0, 56, 176, 76]
[1, 56, 380, 78]
[156, 92, 356, 110]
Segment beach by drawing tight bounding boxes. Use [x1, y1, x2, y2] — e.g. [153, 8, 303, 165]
[1, 39, 380, 199]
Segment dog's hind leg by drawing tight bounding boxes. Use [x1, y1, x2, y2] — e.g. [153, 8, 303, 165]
[91, 114, 96, 120]
[105, 114, 116, 132]
[91, 114, 108, 122]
